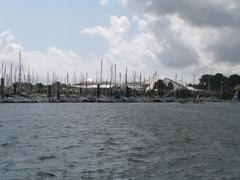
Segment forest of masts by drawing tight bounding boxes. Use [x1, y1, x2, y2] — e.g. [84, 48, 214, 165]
[0, 52, 149, 98]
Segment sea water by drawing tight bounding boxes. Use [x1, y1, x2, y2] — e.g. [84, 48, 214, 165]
[0, 103, 240, 179]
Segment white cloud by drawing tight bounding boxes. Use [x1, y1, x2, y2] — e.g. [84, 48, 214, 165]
[81, 15, 130, 37]
[136, 0, 240, 28]
[81, 15, 130, 45]
[81, 12, 240, 81]
[110, 15, 130, 34]
[2, 2, 239, 85]
[100, 0, 109, 6]
[134, 0, 240, 77]
[0, 31, 98, 83]
[81, 15, 162, 76]
[162, 14, 240, 78]
[0, 31, 23, 53]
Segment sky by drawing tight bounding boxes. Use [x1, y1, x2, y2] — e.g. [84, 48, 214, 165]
[0, 0, 240, 84]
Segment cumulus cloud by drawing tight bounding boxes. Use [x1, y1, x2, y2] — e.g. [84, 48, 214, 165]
[80, 14, 205, 83]
[81, 15, 162, 74]
[132, 0, 240, 77]
[135, 13, 199, 68]
[82, 2, 240, 82]
[104, 32, 161, 71]
[0, 31, 97, 82]
[81, 15, 130, 41]
[0, 31, 23, 53]
[207, 28, 240, 64]
[81, 15, 126, 49]
[2, 0, 239, 84]
[137, 0, 240, 28]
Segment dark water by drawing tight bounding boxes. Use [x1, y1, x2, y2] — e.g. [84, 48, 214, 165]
[0, 103, 240, 180]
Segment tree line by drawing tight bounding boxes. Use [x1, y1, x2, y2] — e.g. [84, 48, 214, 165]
[150, 73, 240, 99]
[189, 73, 240, 99]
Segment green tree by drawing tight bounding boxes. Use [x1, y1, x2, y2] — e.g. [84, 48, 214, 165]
[228, 74, 240, 90]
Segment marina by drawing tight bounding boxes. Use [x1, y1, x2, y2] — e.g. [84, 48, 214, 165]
[1, 53, 239, 104]
[1, 1, 240, 179]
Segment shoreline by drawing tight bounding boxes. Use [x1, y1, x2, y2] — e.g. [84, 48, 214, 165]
[0, 95, 231, 104]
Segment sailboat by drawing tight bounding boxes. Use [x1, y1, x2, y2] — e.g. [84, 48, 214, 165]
[232, 90, 240, 102]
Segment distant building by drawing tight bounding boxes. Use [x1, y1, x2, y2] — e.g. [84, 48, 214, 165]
[235, 84, 240, 90]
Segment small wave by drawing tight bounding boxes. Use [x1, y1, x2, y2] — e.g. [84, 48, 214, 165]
[132, 146, 144, 152]
[0, 143, 10, 147]
[63, 145, 81, 149]
[104, 137, 118, 146]
[37, 171, 56, 177]
[128, 157, 145, 163]
[38, 155, 56, 161]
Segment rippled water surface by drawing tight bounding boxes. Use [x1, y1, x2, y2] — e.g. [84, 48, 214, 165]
[0, 103, 240, 179]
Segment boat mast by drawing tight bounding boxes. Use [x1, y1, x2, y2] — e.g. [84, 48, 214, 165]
[100, 59, 103, 85]
[114, 64, 117, 87]
[18, 51, 22, 93]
